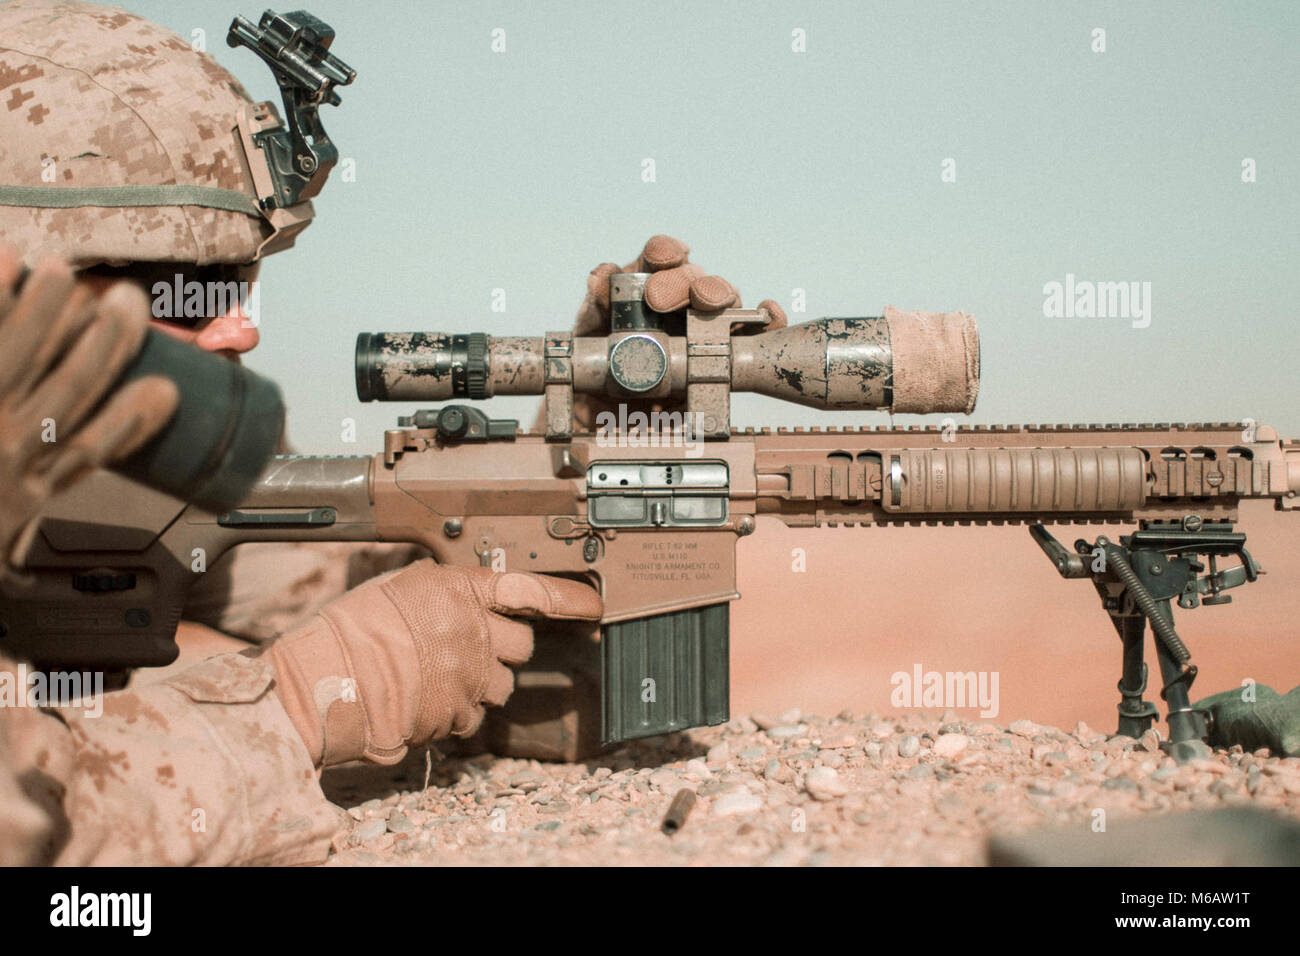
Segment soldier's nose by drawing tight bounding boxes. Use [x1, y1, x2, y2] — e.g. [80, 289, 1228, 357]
[194, 304, 260, 354]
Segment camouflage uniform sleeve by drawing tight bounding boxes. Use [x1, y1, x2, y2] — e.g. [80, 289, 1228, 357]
[53, 652, 348, 866]
[0, 701, 71, 865]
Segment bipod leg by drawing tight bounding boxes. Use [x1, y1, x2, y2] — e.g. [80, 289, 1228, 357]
[1150, 601, 1211, 763]
[1114, 614, 1158, 739]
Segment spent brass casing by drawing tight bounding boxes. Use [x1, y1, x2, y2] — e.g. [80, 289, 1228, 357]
[661, 789, 697, 835]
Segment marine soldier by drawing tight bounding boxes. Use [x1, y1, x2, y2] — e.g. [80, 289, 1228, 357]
[0, 0, 782, 864]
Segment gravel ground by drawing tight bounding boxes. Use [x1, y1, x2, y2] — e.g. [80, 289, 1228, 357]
[319, 709, 1300, 866]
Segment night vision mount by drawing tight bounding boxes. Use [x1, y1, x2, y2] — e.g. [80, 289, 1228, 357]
[227, 9, 356, 208]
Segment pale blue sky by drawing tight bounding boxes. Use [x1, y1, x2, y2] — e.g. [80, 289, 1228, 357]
[124, 0, 1298, 451]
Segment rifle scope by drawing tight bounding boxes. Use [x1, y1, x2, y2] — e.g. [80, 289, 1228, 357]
[356, 276, 980, 416]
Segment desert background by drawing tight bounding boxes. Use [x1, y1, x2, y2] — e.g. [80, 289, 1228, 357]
[729, 501, 1300, 731]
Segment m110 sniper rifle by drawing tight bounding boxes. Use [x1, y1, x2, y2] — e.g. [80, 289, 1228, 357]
[3, 273, 1298, 762]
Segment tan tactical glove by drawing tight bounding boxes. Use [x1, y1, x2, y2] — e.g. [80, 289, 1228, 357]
[0, 248, 179, 566]
[265, 559, 603, 768]
[560, 235, 788, 429]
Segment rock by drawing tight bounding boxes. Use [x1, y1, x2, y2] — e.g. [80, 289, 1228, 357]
[1103, 776, 1138, 791]
[684, 758, 711, 779]
[1030, 743, 1055, 761]
[864, 742, 884, 769]
[766, 724, 807, 741]
[1208, 779, 1239, 799]
[819, 751, 846, 769]
[779, 708, 803, 724]
[750, 712, 780, 731]
[906, 763, 934, 780]
[738, 747, 767, 761]
[1104, 735, 1139, 754]
[804, 766, 849, 801]
[1140, 729, 1162, 753]
[817, 734, 858, 750]
[898, 735, 921, 759]
[763, 759, 786, 781]
[706, 742, 731, 767]
[350, 819, 387, 845]
[712, 792, 763, 816]
[1246, 768, 1263, 795]
[1010, 719, 1040, 737]
[386, 811, 415, 835]
[649, 769, 683, 794]
[510, 774, 543, 793]
[932, 733, 969, 757]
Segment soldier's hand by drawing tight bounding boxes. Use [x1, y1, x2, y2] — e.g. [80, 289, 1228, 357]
[574, 234, 787, 337]
[552, 235, 787, 431]
[265, 559, 603, 768]
[0, 247, 179, 564]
